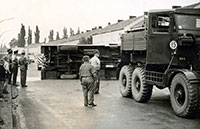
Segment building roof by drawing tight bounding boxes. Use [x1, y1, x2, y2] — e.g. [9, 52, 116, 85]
[183, 2, 200, 9]
[94, 16, 143, 35]
[46, 16, 144, 45]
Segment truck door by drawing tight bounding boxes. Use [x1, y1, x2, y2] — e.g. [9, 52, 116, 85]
[147, 12, 173, 66]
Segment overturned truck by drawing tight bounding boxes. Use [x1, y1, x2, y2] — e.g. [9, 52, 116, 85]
[41, 43, 120, 80]
[119, 7, 200, 117]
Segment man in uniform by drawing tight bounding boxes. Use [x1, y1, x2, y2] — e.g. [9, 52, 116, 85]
[11, 50, 19, 86]
[2, 49, 12, 94]
[79, 55, 97, 107]
[19, 50, 28, 87]
[0, 59, 6, 127]
[0, 59, 6, 98]
[90, 50, 101, 94]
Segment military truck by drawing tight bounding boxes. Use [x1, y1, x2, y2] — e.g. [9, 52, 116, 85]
[119, 7, 200, 117]
[41, 43, 120, 80]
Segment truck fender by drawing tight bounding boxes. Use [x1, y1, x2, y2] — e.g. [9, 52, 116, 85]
[166, 69, 200, 87]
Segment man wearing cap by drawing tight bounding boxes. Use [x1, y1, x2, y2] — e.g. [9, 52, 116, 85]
[90, 50, 101, 94]
[11, 50, 19, 86]
[19, 50, 28, 87]
[79, 55, 97, 107]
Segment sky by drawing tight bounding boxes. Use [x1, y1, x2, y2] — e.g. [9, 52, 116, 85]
[0, 0, 199, 47]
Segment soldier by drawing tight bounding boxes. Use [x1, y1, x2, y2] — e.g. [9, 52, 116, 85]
[0, 59, 6, 98]
[2, 49, 12, 94]
[79, 55, 97, 107]
[12, 50, 19, 86]
[90, 50, 101, 94]
[19, 50, 28, 87]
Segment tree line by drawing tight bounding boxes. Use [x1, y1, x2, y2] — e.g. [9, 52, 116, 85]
[9, 24, 81, 48]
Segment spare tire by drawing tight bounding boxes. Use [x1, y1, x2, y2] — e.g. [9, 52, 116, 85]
[119, 65, 133, 97]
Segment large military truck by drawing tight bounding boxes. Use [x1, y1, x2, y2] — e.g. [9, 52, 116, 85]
[119, 7, 200, 117]
[41, 43, 120, 80]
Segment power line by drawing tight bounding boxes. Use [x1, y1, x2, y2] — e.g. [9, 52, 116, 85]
[0, 18, 15, 24]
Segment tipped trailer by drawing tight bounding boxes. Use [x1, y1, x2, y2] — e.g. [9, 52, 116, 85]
[40, 43, 120, 80]
[118, 8, 200, 117]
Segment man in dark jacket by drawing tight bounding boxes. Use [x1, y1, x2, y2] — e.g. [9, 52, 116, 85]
[11, 50, 19, 86]
[19, 50, 28, 87]
[79, 55, 97, 107]
[2, 49, 12, 93]
[0, 59, 6, 98]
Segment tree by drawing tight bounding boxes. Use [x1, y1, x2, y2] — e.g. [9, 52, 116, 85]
[18, 24, 26, 47]
[35, 25, 40, 43]
[44, 38, 46, 43]
[27, 26, 32, 45]
[70, 28, 74, 37]
[9, 38, 18, 48]
[79, 37, 87, 44]
[76, 27, 80, 35]
[87, 36, 92, 44]
[56, 32, 60, 40]
[63, 27, 68, 39]
[17, 33, 20, 46]
[48, 30, 54, 42]
[79, 36, 92, 44]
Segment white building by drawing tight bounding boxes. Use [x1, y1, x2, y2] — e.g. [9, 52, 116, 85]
[92, 16, 145, 46]
[26, 44, 43, 56]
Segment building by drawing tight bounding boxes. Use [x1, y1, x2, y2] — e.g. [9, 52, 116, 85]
[92, 16, 145, 46]
[26, 43, 43, 56]
[183, 2, 200, 8]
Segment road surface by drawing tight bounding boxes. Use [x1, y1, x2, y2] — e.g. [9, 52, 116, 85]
[16, 63, 200, 129]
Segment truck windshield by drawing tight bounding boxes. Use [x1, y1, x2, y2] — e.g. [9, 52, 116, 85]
[175, 14, 200, 31]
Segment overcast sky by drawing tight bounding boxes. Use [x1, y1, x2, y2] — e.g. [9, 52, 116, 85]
[0, 0, 199, 47]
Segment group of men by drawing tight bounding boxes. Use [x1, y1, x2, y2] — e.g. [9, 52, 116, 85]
[0, 48, 29, 125]
[0, 49, 28, 99]
[79, 50, 101, 107]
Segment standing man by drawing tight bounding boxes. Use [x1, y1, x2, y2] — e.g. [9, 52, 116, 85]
[0, 59, 6, 98]
[79, 55, 97, 107]
[2, 49, 12, 94]
[90, 50, 101, 94]
[19, 50, 28, 87]
[12, 50, 19, 86]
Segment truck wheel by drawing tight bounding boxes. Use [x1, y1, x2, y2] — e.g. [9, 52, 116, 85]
[131, 67, 152, 102]
[170, 73, 200, 117]
[119, 65, 133, 97]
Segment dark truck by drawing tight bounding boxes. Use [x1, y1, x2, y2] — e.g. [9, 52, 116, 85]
[40, 43, 120, 80]
[119, 7, 200, 117]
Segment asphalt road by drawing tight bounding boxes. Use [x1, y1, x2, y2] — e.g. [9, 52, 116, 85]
[16, 63, 200, 129]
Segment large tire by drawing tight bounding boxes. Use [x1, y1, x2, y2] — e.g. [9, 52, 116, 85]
[119, 65, 133, 97]
[170, 73, 200, 117]
[131, 67, 152, 103]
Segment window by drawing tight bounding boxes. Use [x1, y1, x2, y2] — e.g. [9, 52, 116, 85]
[152, 15, 170, 33]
